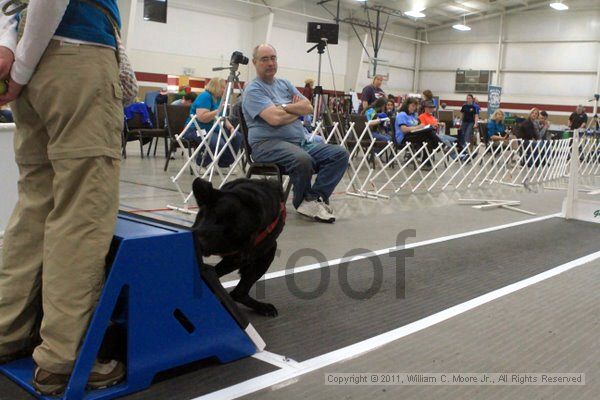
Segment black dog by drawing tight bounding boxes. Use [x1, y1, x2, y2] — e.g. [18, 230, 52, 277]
[191, 177, 286, 317]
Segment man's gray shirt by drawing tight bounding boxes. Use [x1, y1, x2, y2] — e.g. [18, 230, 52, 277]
[242, 77, 306, 146]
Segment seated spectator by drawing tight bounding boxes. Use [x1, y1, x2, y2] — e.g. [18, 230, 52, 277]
[536, 110, 550, 140]
[184, 77, 242, 168]
[568, 105, 587, 130]
[242, 44, 349, 223]
[395, 97, 441, 167]
[385, 99, 397, 121]
[419, 89, 433, 114]
[299, 114, 324, 144]
[171, 92, 197, 106]
[363, 97, 392, 142]
[487, 109, 509, 143]
[419, 101, 457, 150]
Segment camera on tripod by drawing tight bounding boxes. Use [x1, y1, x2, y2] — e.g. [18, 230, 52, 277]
[230, 51, 249, 66]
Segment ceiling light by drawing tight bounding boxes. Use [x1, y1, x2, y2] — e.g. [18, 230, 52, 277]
[549, 2, 569, 11]
[452, 23, 471, 31]
[453, 15, 471, 31]
[405, 10, 426, 18]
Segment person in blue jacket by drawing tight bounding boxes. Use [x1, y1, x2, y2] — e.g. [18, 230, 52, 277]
[363, 97, 391, 142]
[184, 77, 242, 168]
[487, 109, 509, 143]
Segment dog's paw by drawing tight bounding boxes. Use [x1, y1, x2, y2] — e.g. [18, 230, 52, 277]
[253, 302, 278, 317]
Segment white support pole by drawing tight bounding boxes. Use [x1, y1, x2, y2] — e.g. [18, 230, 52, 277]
[124, 0, 138, 51]
[595, 41, 600, 95]
[413, 31, 422, 93]
[564, 130, 580, 219]
[494, 13, 504, 86]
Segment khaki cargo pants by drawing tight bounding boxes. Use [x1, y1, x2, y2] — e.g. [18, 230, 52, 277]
[0, 40, 123, 374]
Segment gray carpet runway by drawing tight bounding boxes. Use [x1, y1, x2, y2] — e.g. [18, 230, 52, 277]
[0, 218, 598, 400]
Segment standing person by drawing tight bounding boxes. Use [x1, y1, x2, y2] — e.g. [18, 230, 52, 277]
[359, 74, 385, 113]
[459, 93, 479, 149]
[568, 105, 588, 130]
[171, 92, 197, 106]
[519, 108, 541, 167]
[519, 108, 540, 141]
[0, 0, 125, 395]
[303, 78, 314, 103]
[242, 44, 349, 223]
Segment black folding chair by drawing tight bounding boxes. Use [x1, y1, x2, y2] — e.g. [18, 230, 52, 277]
[164, 104, 197, 171]
[238, 111, 292, 202]
[123, 107, 168, 159]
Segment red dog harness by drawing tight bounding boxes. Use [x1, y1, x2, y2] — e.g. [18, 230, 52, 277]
[253, 202, 286, 246]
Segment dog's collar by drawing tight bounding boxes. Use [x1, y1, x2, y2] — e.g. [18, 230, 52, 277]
[253, 202, 286, 246]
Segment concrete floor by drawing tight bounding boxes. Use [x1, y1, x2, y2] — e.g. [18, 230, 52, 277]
[118, 147, 599, 400]
[1, 143, 598, 399]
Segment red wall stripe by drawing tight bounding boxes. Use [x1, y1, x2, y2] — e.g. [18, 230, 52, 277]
[135, 72, 168, 83]
[189, 79, 206, 89]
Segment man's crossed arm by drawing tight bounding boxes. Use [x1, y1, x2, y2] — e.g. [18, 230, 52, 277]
[259, 95, 313, 126]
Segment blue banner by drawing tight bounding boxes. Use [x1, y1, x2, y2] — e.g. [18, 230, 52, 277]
[488, 86, 502, 117]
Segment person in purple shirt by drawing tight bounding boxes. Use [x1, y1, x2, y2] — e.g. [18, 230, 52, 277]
[359, 74, 385, 113]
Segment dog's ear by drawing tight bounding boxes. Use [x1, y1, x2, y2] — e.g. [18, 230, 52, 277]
[192, 178, 219, 206]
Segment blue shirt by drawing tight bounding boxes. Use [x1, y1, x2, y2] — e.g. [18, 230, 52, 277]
[394, 112, 419, 143]
[487, 120, 505, 138]
[187, 91, 221, 132]
[55, 1, 120, 48]
[242, 77, 306, 146]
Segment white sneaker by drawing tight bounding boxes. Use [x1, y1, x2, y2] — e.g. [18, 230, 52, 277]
[220, 167, 237, 176]
[318, 200, 336, 219]
[296, 200, 335, 223]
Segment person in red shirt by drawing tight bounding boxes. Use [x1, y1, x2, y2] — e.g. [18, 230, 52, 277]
[418, 101, 439, 128]
[419, 101, 458, 154]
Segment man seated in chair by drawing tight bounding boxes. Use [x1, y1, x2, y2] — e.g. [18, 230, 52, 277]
[242, 44, 349, 223]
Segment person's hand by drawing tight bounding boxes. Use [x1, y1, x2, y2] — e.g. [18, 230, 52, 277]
[0, 46, 14, 80]
[292, 95, 301, 103]
[225, 119, 234, 132]
[0, 78, 23, 106]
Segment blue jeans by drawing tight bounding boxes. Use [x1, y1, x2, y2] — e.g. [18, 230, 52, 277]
[251, 140, 349, 208]
[371, 131, 391, 142]
[183, 127, 242, 167]
[459, 122, 474, 148]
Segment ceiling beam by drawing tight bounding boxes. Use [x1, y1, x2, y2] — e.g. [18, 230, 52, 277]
[446, 1, 483, 14]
